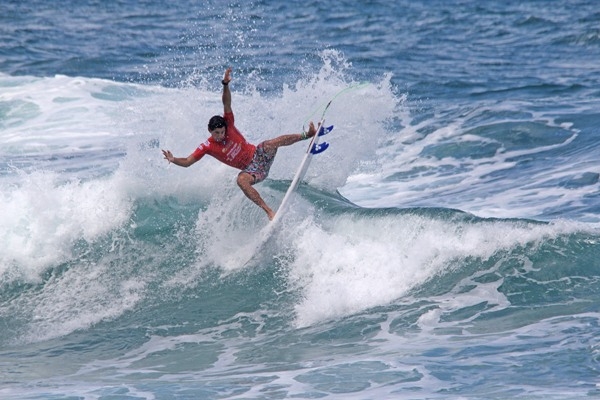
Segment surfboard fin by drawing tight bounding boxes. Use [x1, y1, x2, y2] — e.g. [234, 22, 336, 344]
[311, 142, 329, 154]
[318, 125, 334, 136]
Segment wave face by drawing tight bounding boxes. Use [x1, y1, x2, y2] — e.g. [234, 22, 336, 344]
[2, 0, 600, 399]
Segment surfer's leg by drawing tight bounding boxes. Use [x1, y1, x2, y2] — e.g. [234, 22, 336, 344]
[261, 134, 302, 152]
[237, 172, 275, 220]
[261, 122, 316, 152]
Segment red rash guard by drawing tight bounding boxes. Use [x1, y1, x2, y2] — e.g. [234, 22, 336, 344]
[191, 111, 256, 169]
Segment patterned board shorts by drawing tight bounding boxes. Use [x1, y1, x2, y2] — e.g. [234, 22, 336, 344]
[242, 143, 277, 184]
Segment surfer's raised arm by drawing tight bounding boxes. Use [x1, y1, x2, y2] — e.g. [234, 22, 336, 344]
[222, 67, 232, 114]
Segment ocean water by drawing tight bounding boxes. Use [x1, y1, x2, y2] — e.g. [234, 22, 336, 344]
[2, 0, 600, 398]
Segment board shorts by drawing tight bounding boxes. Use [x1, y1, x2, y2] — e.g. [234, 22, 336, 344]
[242, 142, 277, 184]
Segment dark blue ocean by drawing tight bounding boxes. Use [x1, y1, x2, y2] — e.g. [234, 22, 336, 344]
[2, 1, 600, 398]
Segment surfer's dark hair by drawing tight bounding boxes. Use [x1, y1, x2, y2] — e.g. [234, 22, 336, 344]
[208, 115, 227, 131]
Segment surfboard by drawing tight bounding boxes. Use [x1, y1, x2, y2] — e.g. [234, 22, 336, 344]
[241, 119, 333, 265]
[271, 119, 332, 224]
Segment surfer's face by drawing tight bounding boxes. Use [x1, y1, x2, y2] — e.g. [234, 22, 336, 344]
[210, 127, 226, 142]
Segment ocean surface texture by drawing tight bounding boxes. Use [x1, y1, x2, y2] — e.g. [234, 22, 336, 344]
[2, 1, 600, 399]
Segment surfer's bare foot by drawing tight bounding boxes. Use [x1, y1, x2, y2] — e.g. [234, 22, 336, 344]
[307, 121, 316, 138]
[265, 207, 275, 221]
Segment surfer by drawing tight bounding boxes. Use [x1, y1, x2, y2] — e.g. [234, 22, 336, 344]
[162, 67, 317, 221]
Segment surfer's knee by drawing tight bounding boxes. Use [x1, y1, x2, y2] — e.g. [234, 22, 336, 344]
[237, 172, 255, 187]
[260, 140, 278, 153]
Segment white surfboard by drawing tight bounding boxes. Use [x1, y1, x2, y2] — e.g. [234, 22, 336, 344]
[241, 118, 333, 265]
[272, 118, 332, 224]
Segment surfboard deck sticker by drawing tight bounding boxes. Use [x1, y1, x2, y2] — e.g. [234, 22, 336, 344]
[242, 119, 332, 266]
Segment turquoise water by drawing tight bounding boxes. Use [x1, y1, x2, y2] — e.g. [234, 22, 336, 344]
[2, 1, 600, 398]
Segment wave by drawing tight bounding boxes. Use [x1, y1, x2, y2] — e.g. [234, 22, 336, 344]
[2, 57, 600, 347]
[2, 180, 598, 344]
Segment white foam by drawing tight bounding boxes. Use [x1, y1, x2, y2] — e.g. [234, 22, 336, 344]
[288, 213, 590, 327]
[0, 170, 133, 281]
[21, 264, 146, 343]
